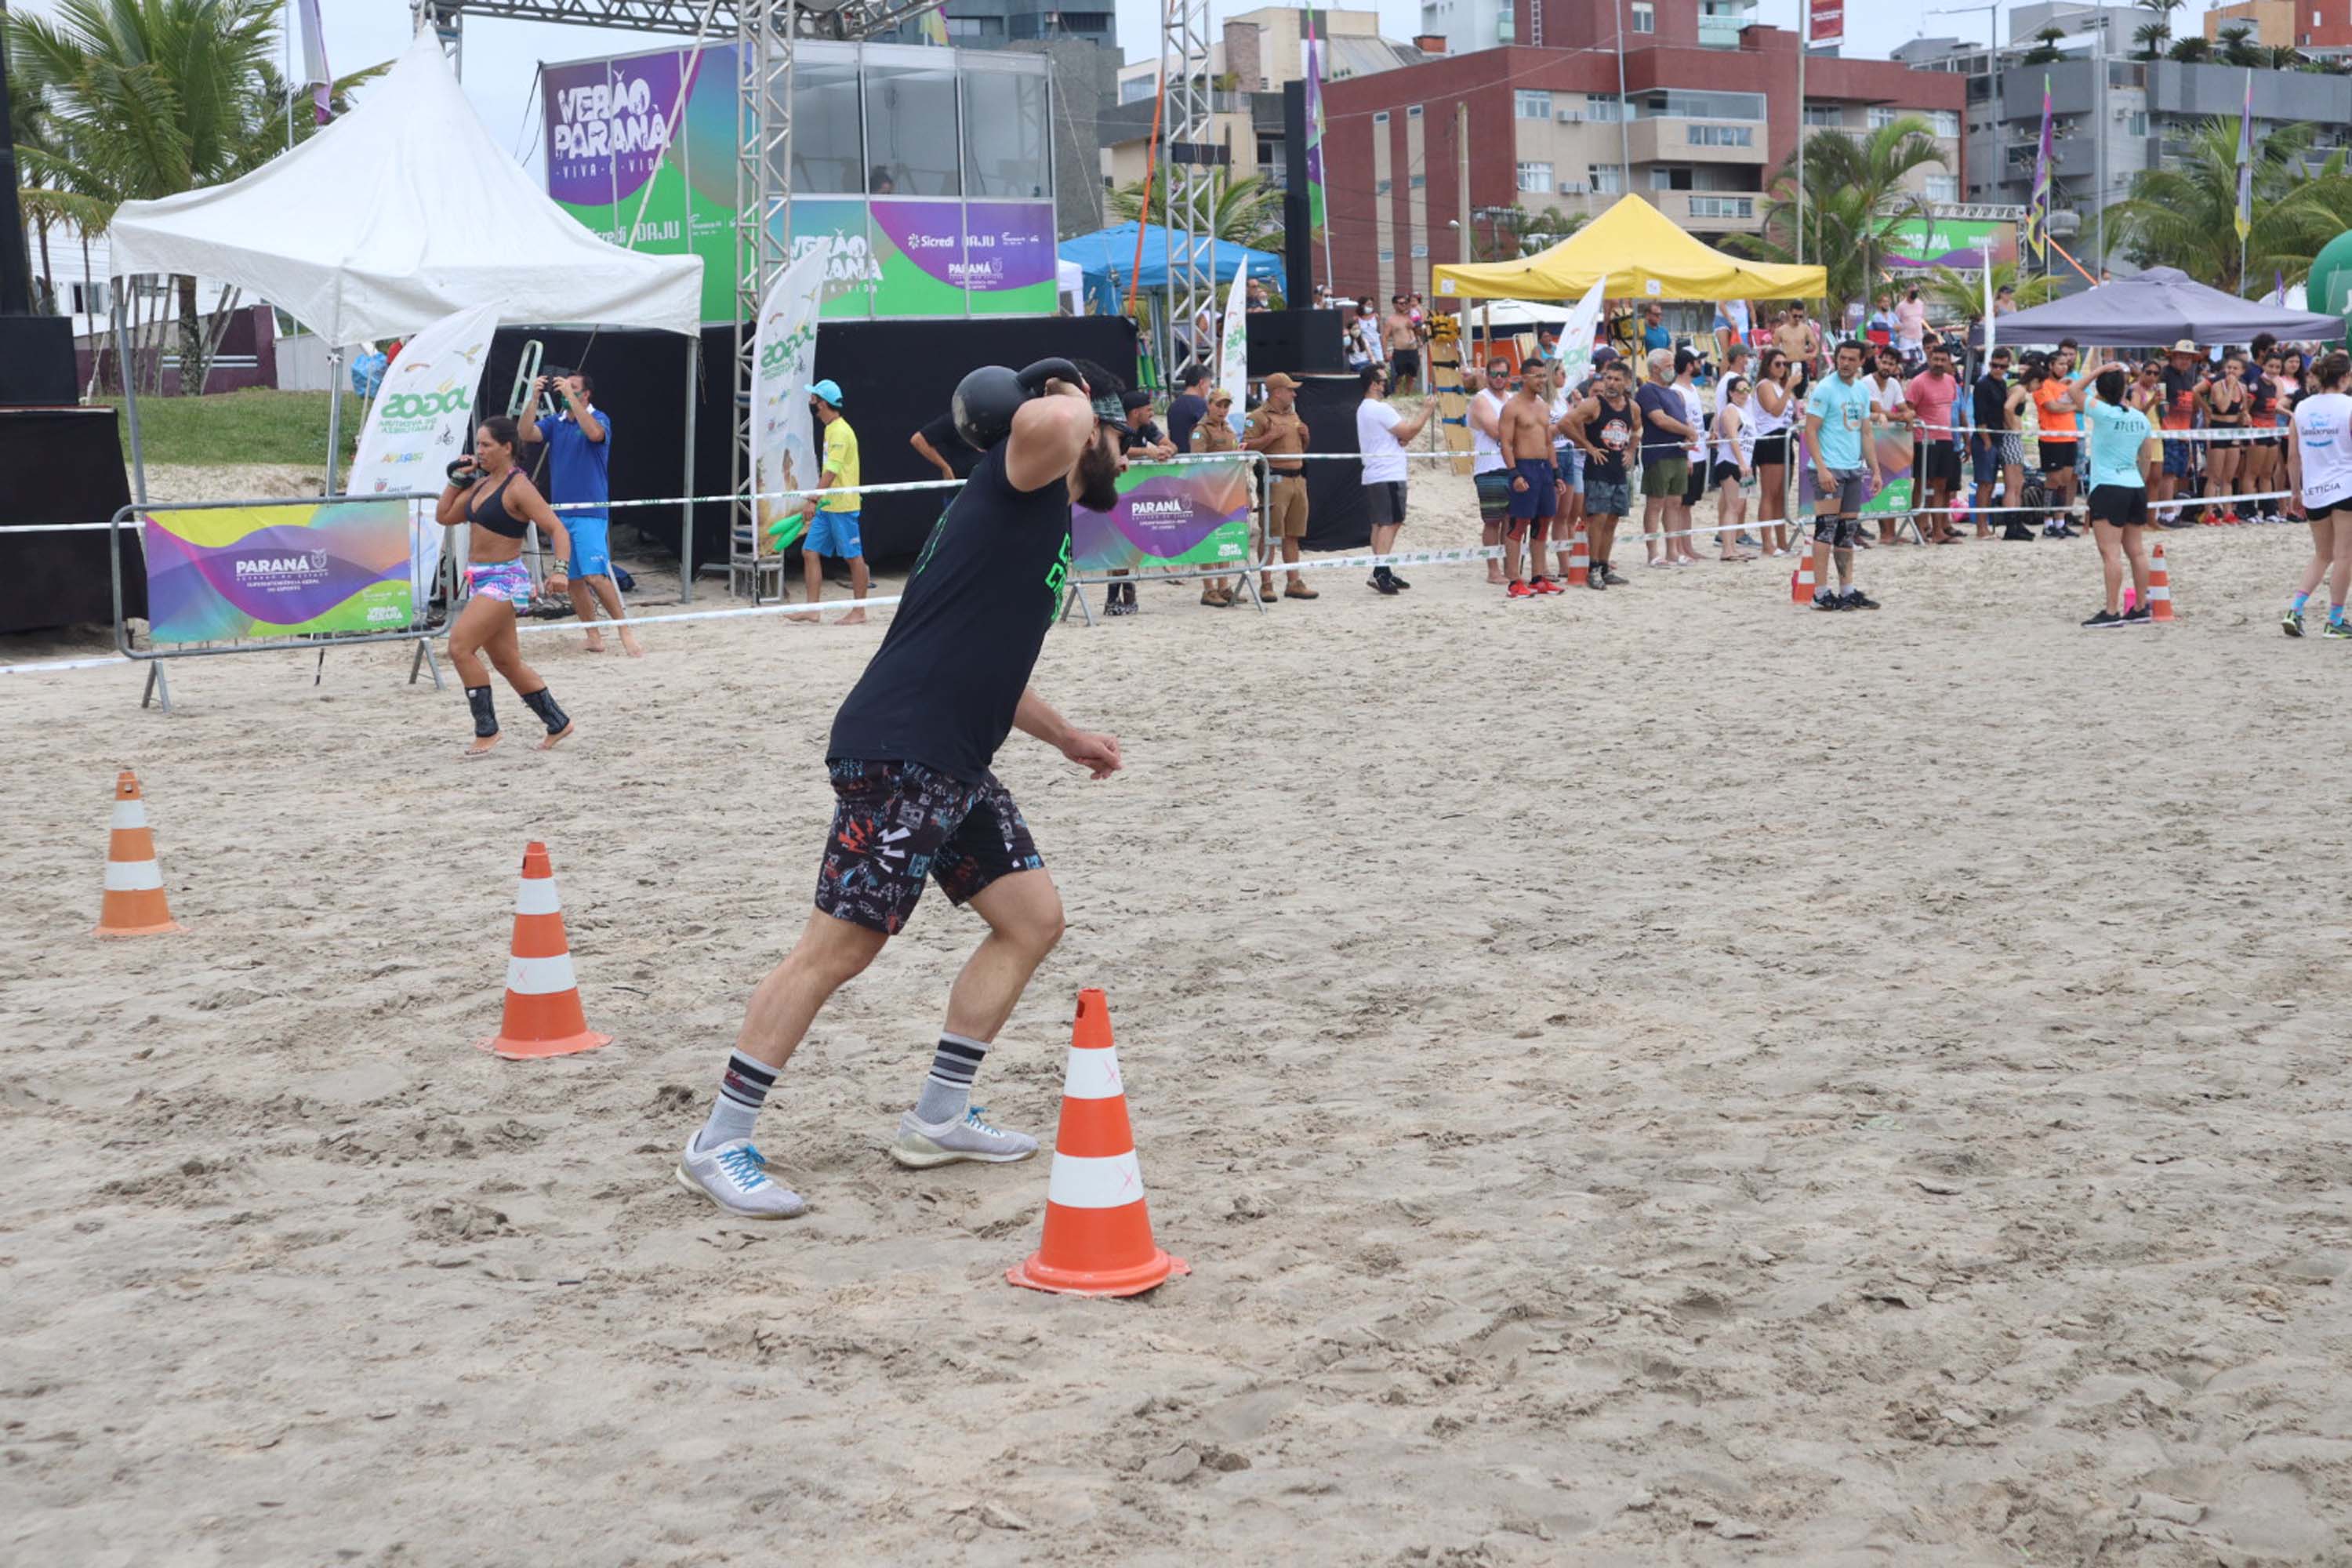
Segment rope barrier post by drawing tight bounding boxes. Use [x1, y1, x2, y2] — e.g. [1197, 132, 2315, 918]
[681, 333, 700, 604]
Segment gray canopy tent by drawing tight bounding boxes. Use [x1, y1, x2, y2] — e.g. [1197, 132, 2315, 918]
[1989, 267, 2345, 348]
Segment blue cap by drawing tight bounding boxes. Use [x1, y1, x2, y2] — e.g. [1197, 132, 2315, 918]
[810, 379, 844, 408]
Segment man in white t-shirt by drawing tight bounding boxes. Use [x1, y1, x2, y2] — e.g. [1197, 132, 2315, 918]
[1357, 363, 1434, 595]
[1468, 358, 1512, 584]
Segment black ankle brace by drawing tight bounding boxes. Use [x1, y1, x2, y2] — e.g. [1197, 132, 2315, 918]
[466, 685, 498, 738]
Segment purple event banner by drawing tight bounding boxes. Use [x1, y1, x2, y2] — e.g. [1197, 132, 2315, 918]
[543, 53, 693, 207]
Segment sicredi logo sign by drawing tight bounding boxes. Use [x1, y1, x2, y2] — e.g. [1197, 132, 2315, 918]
[552, 75, 672, 161]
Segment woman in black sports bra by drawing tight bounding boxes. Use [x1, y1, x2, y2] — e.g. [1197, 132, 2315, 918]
[434, 415, 578, 757]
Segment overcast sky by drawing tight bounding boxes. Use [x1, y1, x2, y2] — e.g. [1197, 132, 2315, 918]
[16, 0, 2219, 178]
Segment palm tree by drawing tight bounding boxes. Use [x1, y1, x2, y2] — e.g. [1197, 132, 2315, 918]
[2167, 34, 2212, 62]
[1107, 172, 1284, 252]
[1471, 203, 1590, 262]
[2100, 118, 2352, 291]
[8, 0, 376, 392]
[2217, 24, 2263, 67]
[2023, 27, 2068, 65]
[2131, 20, 2171, 60]
[1737, 121, 1947, 321]
[1918, 260, 2062, 325]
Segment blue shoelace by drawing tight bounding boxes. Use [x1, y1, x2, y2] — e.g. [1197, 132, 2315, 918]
[717, 1144, 770, 1189]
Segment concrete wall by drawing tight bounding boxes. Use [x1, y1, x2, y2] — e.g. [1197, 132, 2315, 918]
[1008, 38, 1116, 238]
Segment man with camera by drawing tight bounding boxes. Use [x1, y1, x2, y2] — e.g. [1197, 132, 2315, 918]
[521, 368, 642, 656]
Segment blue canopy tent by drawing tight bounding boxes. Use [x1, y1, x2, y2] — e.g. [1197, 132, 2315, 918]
[1058, 223, 1281, 315]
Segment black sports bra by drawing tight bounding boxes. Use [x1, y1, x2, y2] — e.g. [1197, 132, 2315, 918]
[468, 472, 528, 539]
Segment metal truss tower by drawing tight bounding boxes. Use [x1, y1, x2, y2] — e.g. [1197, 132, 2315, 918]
[1157, 0, 1214, 377]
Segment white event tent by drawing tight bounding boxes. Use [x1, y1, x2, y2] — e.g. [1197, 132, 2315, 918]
[107, 31, 705, 501]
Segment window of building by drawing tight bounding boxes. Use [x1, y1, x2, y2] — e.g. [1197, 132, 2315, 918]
[1688, 195, 1754, 220]
[962, 62, 1050, 198]
[1650, 164, 1694, 191]
[1410, 172, 1426, 187]
[1631, 2, 1655, 33]
[1379, 248, 1395, 263]
[1516, 89, 1552, 119]
[1867, 106, 1904, 131]
[1374, 111, 1389, 125]
[1517, 162, 1554, 193]
[1590, 163, 1624, 194]
[1120, 76, 1156, 104]
[1411, 241, 1429, 257]
[1924, 173, 1958, 202]
[1586, 95, 1624, 122]
[1929, 109, 1960, 138]
[864, 60, 961, 196]
[1635, 90, 1766, 122]
[1407, 105, 1424, 118]
[2126, 110, 2148, 136]
[1377, 177, 1392, 194]
[790, 59, 863, 194]
[1687, 123, 1754, 147]
[1803, 103, 1843, 126]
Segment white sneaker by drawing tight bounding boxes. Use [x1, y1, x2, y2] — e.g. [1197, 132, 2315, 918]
[889, 1105, 1040, 1169]
[676, 1135, 807, 1218]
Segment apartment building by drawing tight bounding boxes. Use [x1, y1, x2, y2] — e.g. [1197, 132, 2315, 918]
[1322, 0, 1965, 302]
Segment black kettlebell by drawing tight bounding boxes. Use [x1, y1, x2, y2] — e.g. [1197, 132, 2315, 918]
[446, 457, 479, 485]
[953, 365, 1027, 452]
[953, 358, 1087, 451]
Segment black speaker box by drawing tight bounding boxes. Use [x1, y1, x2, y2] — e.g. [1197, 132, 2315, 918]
[0, 315, 78, 405]
[1247, 308, 1348, 378]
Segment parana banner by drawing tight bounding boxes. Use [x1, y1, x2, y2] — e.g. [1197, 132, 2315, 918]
[540, 45, 1057, 323]
[344, 302, 500, 610]
[142, 500, 416, 644]
[1072, 459, 1253, 575]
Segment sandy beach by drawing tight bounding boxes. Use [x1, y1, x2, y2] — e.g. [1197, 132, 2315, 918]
[7, 469, 2352, 1566]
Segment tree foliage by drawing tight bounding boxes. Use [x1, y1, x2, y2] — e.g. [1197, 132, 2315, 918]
[1730, 122, 1948, 322]
[2099, 116, 2352, 292]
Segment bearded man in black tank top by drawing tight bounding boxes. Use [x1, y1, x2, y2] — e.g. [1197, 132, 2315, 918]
[675, 360, 1129, 1219]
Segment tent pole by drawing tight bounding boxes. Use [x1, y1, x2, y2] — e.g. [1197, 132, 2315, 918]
[681, 333, 699, 604]
[114, 296, 149, 505]
[324, 348, 345, 495]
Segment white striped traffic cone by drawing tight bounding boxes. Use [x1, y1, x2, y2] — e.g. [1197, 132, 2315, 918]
[477, 841, 611, 1060]
[1007, 989, 1187, 1298]
[93, 770, 183, 936]
[2148, 541, 2176, 622]
[1567, 520, 1590, 587]
[1791, 551, 1817, 607]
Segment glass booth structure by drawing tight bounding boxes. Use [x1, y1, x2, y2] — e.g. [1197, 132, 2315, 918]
[542, 42, 1058, 321]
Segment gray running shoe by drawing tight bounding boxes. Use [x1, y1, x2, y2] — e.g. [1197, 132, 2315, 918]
[676, 1136, 807, 1218]
[890, 1105, 1040, 1168]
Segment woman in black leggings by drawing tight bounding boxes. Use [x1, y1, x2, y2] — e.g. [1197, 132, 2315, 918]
[434, 416, 579, 757]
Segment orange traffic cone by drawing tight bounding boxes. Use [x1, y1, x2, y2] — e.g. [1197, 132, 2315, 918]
[477, 841, 611, 1061]
[1566, 520, 1590, 588]
[1007, 989, 1187, 1298]
[2147, 541, 2176, 622]
[1791, 550, 1817, 607]
[93, 770, 183, 936]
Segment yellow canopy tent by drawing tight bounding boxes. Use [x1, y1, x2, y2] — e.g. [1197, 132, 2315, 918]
[1430, 194, 1824, 303]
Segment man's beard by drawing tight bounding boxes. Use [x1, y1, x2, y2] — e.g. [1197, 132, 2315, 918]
[1074, 433, 1122, 513]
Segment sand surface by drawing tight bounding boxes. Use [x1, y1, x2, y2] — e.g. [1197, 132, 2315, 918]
[7, 471, 2352, 1566]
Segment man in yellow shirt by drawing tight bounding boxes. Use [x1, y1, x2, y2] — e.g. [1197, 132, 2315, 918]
[796, 379, 870, 623]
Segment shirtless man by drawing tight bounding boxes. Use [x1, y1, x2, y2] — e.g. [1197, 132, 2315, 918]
[1498, 360, 1564, 597]
[1773, 305, 1823, 382]
[1384, 296, 1424, 397]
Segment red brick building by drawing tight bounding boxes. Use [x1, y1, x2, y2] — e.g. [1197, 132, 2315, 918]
[1322, 0, 1967, 302]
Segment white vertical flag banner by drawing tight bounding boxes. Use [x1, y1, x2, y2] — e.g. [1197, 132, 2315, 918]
[345, 302, 500, 613]
[1552, 276, 1608, 390]
[750, 241, 832, 551]
[1217, 263, 1250, 436]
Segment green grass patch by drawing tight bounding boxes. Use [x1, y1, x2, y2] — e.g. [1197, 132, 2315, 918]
[98, 388, 366, 467]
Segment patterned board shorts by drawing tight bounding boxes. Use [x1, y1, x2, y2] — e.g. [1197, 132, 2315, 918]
[814, 759, 1044, 935]
[467, 560, 534, 604]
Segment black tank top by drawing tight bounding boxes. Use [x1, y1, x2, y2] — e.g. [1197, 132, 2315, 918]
[468, 472, 528, 539]
[1584, 393, 1635, 485]
[827, 445, 1073, 782]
